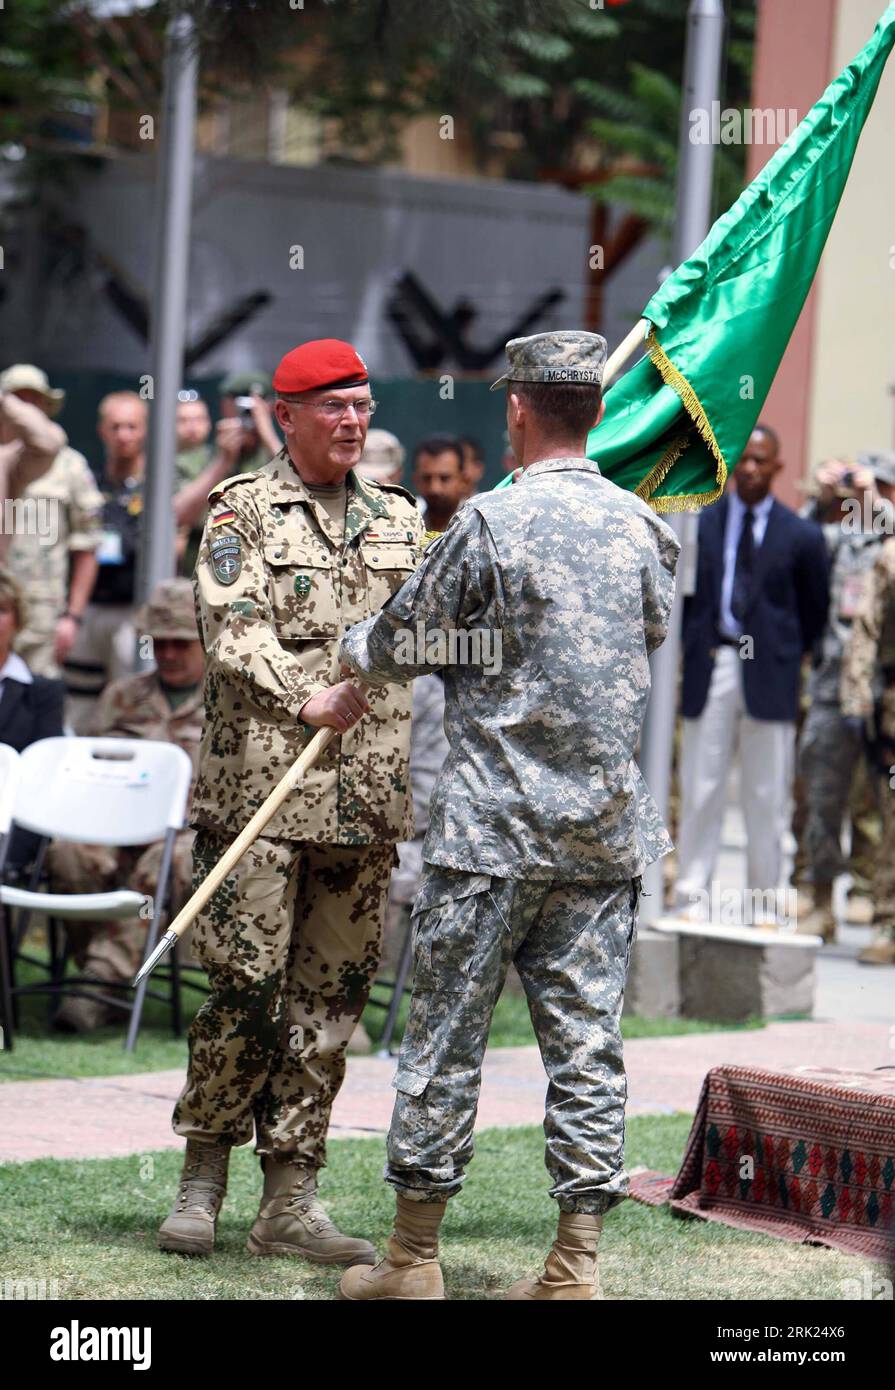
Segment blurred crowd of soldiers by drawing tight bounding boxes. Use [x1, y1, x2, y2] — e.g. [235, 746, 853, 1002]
[794, 454, 895, 963]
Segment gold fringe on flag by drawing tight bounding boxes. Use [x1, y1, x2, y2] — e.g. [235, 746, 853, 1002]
[641, 328, 729, 512]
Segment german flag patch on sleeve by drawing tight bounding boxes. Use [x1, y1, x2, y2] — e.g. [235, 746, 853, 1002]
[211, 509, 237, 528]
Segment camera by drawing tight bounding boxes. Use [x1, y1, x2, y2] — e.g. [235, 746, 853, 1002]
[234, 394, 257, 431]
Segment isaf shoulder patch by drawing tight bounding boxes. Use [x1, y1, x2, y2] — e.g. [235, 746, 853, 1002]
[209, 533, 242, 585]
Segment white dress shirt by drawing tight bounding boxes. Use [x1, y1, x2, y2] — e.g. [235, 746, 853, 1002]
[0, 651, 33, 696]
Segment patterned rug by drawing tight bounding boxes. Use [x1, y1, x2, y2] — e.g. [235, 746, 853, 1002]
[628, 1064, 895, 1263]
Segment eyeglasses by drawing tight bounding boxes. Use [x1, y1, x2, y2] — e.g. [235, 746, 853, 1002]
[285, 398, 378, 420]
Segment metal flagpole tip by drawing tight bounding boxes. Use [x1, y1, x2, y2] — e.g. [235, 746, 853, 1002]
[132, 930, 177, 987]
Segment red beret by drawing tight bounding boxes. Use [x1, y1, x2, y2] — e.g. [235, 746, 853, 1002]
[273, 339, 369, 395]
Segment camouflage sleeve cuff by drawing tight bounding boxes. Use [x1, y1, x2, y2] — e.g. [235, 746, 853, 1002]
[293, 679, 329, 723]
[338, 618, 396, 687]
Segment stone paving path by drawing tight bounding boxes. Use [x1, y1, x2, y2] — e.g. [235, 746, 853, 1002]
[2, 1019, 890, 1163]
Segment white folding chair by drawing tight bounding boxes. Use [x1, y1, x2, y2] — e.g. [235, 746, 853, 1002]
[0, 744, 21, 1049]
[0, 736, 192, 1052]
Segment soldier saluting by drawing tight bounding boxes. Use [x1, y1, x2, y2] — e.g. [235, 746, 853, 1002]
[158, 339, 425, 1263]
[338, 331, 680, 1301]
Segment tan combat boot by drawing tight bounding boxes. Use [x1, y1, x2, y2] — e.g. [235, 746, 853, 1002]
[796, 882, 836, 943]
[158, 1141, 230, 1256]
[844, 893, 874, 926]
[338, 1194, 447, 1300]
[858, 930, 895, 965]
[52, 963, 129, 1033]
[246, 1161, 375, 1266]
[505, 1212, 604, 1300]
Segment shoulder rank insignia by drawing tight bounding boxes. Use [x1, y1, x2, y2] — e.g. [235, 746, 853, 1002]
[209, 534, 242, 585]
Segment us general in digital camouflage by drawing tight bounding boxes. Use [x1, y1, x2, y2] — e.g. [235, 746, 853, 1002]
[841, 536, 895, 961]
[341, 456, 679, 882]
[387, 869, 641, 1215]
[170, 438, 425, 1219]
[340, 459, 680, 1213]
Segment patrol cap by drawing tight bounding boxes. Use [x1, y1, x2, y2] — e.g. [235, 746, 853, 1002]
[0, 363, 66, 416]
[490, 331, 608, 391]
[218, 369, 273, 399]
[858, 450, 895, 488]
[357, 428, 405, 481]
[136, 579, 199, 642]
[273, 340, 369, 398]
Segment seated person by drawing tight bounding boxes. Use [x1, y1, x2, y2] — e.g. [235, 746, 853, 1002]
[0, 568, 65, 874]
[48, 579, 204, 1032]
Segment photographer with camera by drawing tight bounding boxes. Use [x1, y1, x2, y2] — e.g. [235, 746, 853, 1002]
[172, 373, 283, 576]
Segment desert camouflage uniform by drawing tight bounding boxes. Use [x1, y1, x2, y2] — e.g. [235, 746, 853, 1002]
[8, 446, 103, 677]
[841, 539, 895, 939]
[797, 512, 891, 886]
[341, 454, 679, 1212]
[172, 449, 425, 1165]
[47, 667, 203, 979]
[0, 391, 67, 563]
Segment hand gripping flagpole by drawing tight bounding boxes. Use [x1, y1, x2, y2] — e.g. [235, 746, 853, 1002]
[133, 724, 339, 986]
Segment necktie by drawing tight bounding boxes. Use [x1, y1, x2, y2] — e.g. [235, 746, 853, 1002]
[730, 508, 755, 624]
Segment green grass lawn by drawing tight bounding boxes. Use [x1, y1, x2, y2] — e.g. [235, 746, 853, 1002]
[0, 1118, 873, 1301]
[1, 950, 764, 1082]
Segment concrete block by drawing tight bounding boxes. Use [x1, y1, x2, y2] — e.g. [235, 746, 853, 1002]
[653, 918, 818, 1022]
[623, 927, 680, 1018]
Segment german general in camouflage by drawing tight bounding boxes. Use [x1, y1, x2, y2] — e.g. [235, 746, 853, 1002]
[161, 338, 426, 1264]
[841, 537, 895, 962]
[187, 449, 422, 846]
[339, 331, 680, 1300]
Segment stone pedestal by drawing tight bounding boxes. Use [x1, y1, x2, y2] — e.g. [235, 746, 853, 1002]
[623, 928, 681, 1018]
[653, 918, 819, 1022]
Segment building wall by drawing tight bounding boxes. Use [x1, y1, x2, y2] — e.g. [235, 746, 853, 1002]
[747, 0, 836, 505]
[750, 0, 895, 503]
[1, 152, 591, 380]
[807, 0, 895, 471]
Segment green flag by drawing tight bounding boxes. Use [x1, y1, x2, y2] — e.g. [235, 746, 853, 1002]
[587, 2, 895, 512]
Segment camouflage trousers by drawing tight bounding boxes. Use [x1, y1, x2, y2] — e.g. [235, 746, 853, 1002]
[797, 701, 879, 887]
[46, 833, 196, 980]
[387, 866, 640, 1215]
[872, 771, 895, 938]
[14, 612, 61, 679]
[172, 833, 394, 1166]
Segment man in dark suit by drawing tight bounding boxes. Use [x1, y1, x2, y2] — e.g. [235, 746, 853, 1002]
[0, 568, 65, 869]
[673, 425, 830, 915]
